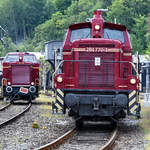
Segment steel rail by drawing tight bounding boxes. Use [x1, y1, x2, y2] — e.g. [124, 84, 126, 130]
[37, 127, 77, 150]
[37, 124, 118, 150]
[0, 103, 32, 128]
[100, 125, 119, 150]
[0, 103, 11, 111]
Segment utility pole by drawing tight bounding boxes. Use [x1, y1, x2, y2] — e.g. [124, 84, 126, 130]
[0, 25, 8, 54]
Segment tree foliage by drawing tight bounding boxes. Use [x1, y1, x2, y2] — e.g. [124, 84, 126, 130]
[0, 0, 56, 43]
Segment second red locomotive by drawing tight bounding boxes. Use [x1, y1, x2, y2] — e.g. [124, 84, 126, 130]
[2, 52, 39, 102]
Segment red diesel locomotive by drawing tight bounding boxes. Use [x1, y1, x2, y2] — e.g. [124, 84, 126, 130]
[53, 9, 141, 125]
[2, 52, 39, 102]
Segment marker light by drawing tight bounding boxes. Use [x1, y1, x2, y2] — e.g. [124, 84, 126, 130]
[8, 82, 11, 85]
[130, 78, 136, 84]
[57, 76, 63, 83]
[31, 82, 34, 85]
[95, 25, 100, 30]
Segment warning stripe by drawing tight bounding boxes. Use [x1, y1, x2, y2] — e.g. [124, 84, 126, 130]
[129, 90, 136, 99]
[57, 89, 64, 97]
[55, 103, 62, 110]
[129, 90, 138, 112]
[129, 100, 136, 110]
[130, 105, 138, 112]
[57, 95, 64, 104]
[54, 89, 64, 111]
[129, 97, 136, 106]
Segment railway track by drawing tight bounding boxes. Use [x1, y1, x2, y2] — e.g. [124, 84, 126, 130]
[0, 102, 11, 111]
[0, 102, 32, 128]
[38, 122, 118, 150]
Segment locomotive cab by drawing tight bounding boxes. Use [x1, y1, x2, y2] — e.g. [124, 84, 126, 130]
[53, 10, 141, 124]
[2, 52, 39, 101]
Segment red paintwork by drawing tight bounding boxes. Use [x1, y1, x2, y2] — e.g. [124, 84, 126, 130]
[55, 10, 139, 91]
[2, 52, 39, 86]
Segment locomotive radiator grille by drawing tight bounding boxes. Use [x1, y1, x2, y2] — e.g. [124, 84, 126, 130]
[12, 65, 30, 85]
[78, 52, 115, 88]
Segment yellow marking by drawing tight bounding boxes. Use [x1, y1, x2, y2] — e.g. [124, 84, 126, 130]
[55, 103, 62, 109]
[73, 48, 85, 52]
[3, 66, 11, 69]
[18, 62, 24, 64]
[57, 89, 64, 97]
[123, 53, 132, 56]
[129, 91, 136, 98]
[118, 85, 128, 88]
[32, 67, 39, 69]
[57, 96, 63, 104]
[63, 52, 72, 55]
[66, 84, 75, 87]
[131, 105, 137, 112]
[129, 97, 136, 106]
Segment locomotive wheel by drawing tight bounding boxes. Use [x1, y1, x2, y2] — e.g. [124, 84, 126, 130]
[75, 118, 83, 128]
[110, 117, 118, 129]
[10, 100, 14, 104]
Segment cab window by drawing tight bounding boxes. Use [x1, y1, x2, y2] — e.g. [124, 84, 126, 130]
[70, 28, 91, 42]
[103, 28, 125, 43]
[5, 55, 19, 62]
[23, 55, 37, 63]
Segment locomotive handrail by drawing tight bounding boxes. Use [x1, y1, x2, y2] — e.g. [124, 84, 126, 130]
[128, 61, 139, 78]
[52, 60, 64, 88]
[52, 60, 139, 88]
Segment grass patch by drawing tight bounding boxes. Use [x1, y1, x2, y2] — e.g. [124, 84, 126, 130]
[145, 143, 150, 150]
[0, 143, 2, 149]
[41, 112, 52, 118]
[39, 103, 52, 117]
[40, 105, 52, 110]
[0, 100, 7, 105]
[138, 104, 150, 149]
[39, 90, 54, 96]
[37, 92, 65, 119]
[36, 94, 55, 103]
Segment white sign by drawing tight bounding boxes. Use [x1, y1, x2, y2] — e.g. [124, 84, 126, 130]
[95, 57, 101, 66]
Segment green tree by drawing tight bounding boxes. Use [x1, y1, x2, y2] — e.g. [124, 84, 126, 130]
[131, 15, 147, 53]
[145, 13, 150, 54]
[146, 13, 150, 44]
[54, 0, 72, 13]
[44, 0, 56, 20]
[0, 0, 56, 43]
[0, 41, 5, 57]
[107, 0, 150, 53]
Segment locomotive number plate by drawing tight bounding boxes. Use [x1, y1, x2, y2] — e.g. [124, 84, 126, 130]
[20, 87, 28, 94]
[94, 57, 101, 66]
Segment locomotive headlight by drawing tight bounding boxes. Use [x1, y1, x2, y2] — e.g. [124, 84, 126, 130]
[130, 78, 136, 84]
[31, 82, 34, 85]
[95, 25, 100, 30]
[8, 82, 11, 85]
[57, 76, 63, 83]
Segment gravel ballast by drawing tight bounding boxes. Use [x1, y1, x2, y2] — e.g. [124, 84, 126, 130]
[114, 118, 144, 150]
[0, 101, 74, 150]
[0, 100, 144, 150]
